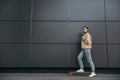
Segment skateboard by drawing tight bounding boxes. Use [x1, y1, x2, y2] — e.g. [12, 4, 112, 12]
[69, 71, 91, 76]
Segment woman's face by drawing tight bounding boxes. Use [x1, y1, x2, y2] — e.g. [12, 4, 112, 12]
[82, 27, 88, 33]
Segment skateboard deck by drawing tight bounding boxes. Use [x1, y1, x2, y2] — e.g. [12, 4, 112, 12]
[69, 71, 91, 76]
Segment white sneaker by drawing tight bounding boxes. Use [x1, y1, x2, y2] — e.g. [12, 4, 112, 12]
[89, 72, 96, 77]
[76, 69, 84, 72]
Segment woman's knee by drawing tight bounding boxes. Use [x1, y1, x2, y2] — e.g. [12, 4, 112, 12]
[77, 51, 83, 60]
[78, 55, 82, 60]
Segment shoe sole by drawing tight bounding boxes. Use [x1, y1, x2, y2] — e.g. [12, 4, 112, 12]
[76, 71, 84, 73]
[89, 74, 96, 77]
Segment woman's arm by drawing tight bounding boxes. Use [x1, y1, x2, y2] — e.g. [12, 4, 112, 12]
[83, 34, 92, 44]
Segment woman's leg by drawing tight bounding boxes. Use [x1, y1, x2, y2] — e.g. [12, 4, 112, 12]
[77, 50, 84, 69]
[84, 49, 95, 72]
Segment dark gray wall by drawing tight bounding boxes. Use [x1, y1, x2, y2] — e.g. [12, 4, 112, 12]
[0, 0, 120, 68]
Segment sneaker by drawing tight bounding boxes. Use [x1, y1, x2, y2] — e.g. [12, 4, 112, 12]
[76, 69, 84, 72]
[89, 72, 96, 77]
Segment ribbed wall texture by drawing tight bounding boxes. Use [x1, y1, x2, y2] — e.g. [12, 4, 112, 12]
[0, 0, 120, 68]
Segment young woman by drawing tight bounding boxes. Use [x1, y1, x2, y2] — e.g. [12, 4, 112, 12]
[76, 26, 96, 77]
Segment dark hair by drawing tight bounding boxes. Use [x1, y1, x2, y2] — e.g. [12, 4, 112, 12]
[82, 26, 89, 32]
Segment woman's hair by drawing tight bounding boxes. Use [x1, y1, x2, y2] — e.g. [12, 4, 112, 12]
[82, 25, 89, 32]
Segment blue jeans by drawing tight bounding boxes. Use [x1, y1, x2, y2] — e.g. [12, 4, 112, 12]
[78, 48, 95, 72]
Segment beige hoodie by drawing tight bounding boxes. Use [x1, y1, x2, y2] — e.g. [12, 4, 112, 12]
[81, 32, 92, 49]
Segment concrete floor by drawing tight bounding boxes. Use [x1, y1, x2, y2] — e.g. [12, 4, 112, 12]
[0, 73, 120, 80]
